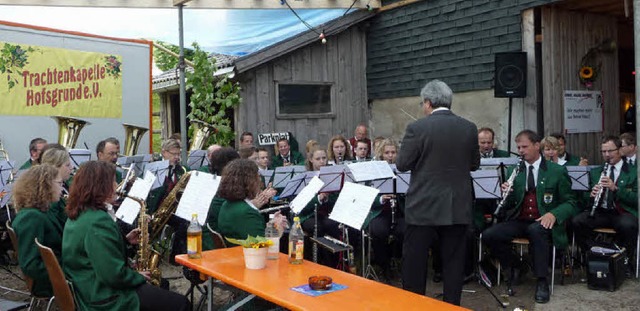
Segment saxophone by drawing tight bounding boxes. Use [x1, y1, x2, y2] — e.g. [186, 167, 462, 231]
[124, 194, 162, 286]
[149, 171, 192, 241]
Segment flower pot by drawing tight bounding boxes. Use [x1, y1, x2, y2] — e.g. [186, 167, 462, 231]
[243, 247, 268, 270]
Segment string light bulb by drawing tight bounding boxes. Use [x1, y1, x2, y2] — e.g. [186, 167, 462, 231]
[319, 32, 327, 44]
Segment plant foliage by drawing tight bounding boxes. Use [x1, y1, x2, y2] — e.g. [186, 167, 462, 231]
[153, 40, 195, 72]
[225, 235, 273, 249]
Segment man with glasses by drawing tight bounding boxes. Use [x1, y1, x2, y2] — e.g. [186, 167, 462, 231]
[572, 135, 638, 278]
[620, 132, 637, 167]
[19, 137, 47, 170]
[96, 137, 122, 183]
[147, 138, 187, 214]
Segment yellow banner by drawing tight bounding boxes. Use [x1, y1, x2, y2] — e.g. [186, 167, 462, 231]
[0, 41, 122, 118]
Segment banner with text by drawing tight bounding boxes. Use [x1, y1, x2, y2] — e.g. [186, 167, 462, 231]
[563, 90, 603, 134]
[0, 41, 122, 118]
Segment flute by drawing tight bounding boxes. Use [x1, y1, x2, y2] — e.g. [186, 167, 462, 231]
[259, 204, 290, 214]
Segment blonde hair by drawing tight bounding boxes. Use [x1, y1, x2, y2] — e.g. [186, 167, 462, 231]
[40, 148, 70, 168]
[12, 164, 59, 211]
[540, 136, 560, 152]
[375, 138, 399, 161]
[162, 138, 181, 151]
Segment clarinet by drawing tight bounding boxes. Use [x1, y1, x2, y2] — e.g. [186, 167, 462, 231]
[589, 162, 610, 217]
[494, 156, 524, 218]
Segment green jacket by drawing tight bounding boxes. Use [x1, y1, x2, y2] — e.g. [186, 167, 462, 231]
[503, 159, 577, 248]
[146, 165, 187, 214]
[363, 194, 405, 228]
[203, 197, 226, 250]
[493, 149, 511, 158]
[298, 193, 338, 224]
[47, 198, 67, 232]
[19, 159, 33, 170]
[563, 152, 581, 166]
[218, 200, 265, 240]
[13, 208, 63, 297]
[62, 209, 146, 311]
[583, 162, 638, 217]
[271, 150, 305, 168]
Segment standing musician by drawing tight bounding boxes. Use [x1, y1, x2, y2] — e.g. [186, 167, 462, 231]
[62, 161, 189, 311]
[396, 79, 479, 306]
[12, 164, 63, 297]
[40, 148, 73, 231]
[271, 138, 305, 167]
[572, 135, 638, 277]
[18, 137, 47, 170]
[478, 127, 510, 158]
[96, 137, 123, 183]
[327, 135, 352, 165]
[482, 130, 576, 303]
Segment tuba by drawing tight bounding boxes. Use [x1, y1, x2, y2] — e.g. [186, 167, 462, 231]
[122, 124, 148, 157]
[189, 120, 217, 151]
[52, 116, 90, 148]
[122, 194, 161, 286]
[149, 171, 192, 241]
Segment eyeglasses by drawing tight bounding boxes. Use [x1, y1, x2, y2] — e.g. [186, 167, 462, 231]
[600, 149, 619, 154]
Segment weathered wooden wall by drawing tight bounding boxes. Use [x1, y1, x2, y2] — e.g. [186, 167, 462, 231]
[541, 7, 619, 163]
[235, 25, 369, 153]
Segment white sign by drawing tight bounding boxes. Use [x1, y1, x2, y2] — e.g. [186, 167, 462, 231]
[257, 132, 289, 145]
[563, 90, 603, 134]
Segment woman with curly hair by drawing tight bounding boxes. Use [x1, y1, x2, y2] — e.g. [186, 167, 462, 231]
[327, 135, 352, 165]
[217, 159, 274, 239]
[12, 164, 64, 297]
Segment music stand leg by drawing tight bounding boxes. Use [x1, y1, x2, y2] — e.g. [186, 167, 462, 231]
[362, 229, 379, 281]
[313, 204, 318, 263]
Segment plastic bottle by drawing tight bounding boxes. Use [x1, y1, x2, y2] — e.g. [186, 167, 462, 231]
[288, 216, 304, 264]
[187, 213, 202, 259]
[265, 214, 280, 260]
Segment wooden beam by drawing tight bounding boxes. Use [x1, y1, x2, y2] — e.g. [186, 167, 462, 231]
[0, 0, 380, 9]
[149, 41, 195, 67]
[377, 0, 422, 13]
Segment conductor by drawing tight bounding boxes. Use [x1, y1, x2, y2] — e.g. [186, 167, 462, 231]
[396, 79, 480, 305]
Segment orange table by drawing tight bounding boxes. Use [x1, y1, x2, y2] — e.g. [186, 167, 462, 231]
[176, 247, 468, 311]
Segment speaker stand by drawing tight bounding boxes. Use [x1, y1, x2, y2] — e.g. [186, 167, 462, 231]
[507, 97, 513, 152]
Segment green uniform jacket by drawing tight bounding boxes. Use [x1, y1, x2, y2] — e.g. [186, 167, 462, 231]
[115, 170, 123, 185]
[363, 194, 405, 228]
[146, 165, 187, 214]
[563, 152, 581, 166]
[218, 200, 265, 240]
[493, 149, 511, 158]
[197, 166, 211, 173]
[19, 159, 33, 170]
[203, 197, 226, 250]
[583, 162, 638, 218]
[62, 209, 146, 311]
[271, 150, 305, 168]
[47, 198, 67, 232]
[298, 193, 338, 224]
[503, 159, 577, 248]
[13, 208, 63, 297]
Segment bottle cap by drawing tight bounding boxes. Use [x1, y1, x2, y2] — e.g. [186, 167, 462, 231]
[269, 213, 275, 219]
[293, 216, 300, 222]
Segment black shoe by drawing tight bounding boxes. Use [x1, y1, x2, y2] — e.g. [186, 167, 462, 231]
[625, 263, 634, 279]
[534, 279, 550, 304]
[432, 272, 442, 283]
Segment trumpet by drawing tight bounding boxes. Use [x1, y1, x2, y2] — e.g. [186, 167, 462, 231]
[494, 156, 524, 217]
[589, 162, 610, 217]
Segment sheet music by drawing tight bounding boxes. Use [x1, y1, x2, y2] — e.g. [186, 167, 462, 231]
[69, 149, 92, 170]
[175, 172, 220, 225]
[0, 183, 13, 207]
[480, 157, 519, 166]
[329, 182, 379, 230]
[566, 165, 592, 191]
[144, 160, 169, 190]
[290, 176, 325, 214]
[115, 176, 155, 225]
[470, 170, 501, 199]
[187, 150, 209, 170]
[0, 160, 15, 186]
[347, 161, 395, 182]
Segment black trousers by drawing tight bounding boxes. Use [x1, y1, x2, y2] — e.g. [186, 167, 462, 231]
[369, 210, 405, 269]
[402, 224, 467, 306]
[572, 210, 638, 256]
[137, 283, 190, 311]
[481, 219, 551, 278]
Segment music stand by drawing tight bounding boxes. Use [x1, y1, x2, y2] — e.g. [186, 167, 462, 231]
[272, 165, 305, 189]
[259, 169, 274, 189]
[279, 172, 316, 199]
[318, 165, 349, 193]
[0, 183, 13, 223]
[0, 160, 15, 186]
[471, 170, 502, 199]
[566, 165, 594, 191]
[187, 150, 209, 170]
[144, 160, 170, 190]
[347, 161, 395, 183]
[69, 149, 91, 171]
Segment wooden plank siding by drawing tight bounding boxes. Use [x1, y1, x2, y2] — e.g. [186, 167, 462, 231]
[541, 7, 619, 164]
[235, 25, 369, 153]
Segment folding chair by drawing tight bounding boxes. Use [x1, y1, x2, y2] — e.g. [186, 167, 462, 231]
[34, 238, 75, 311]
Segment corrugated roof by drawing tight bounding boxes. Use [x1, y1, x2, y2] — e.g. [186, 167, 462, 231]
[152, 52, 238, 90]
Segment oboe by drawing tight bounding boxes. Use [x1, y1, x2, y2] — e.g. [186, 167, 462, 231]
[589, 162, 610, 217]
[494, 157, 524, 217]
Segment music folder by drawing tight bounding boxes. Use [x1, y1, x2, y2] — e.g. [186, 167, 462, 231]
[187, 150, 209, 170]
[329, 182, 379, 230]
[0, 160, 15, 186]
[175, 171, 220, 225]
[347, 161, 395, 182]
[566, 165, 595, 191]
[471, 170, 501, 199]
[290, 175, 325, 214]
[115, 176, 155, 225]
[69, 149, 92, 170]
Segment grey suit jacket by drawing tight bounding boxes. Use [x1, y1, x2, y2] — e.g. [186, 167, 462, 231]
[396, 109, 480, 226]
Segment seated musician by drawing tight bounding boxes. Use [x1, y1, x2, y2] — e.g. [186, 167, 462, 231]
[620, 132, 637, 167]
[239, 131, 254, 149]
[550, 133, 588, 166]
[327, 135, 353, 165]
[217, 159, 276, 239]
[478, 127, 510, 158]
[40, 148, 73, 231]
[348, 124, 372, 158]
[18, 137, 46, 170]
[96, 137, 123, 183]
[62, 161, 189, 311]
[365, 138, 405, 282]
[35, 143, 66, 164]
[146, 138, 187, 214]
[12, 164, 64, 297]
[271, 138, 305, 167]
[198, 144, 222, 173]
[353, 139, 371, 162]
[482, 130, 576, 303]
[572, 135, 638, 277]
[239, 146, 259, 163]
[256, 147, 270, 172]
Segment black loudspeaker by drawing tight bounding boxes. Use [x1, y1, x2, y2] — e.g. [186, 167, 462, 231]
[494, 52, 527, 98]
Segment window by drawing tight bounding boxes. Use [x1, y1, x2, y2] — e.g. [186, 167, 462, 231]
[277, 83, 333, 118]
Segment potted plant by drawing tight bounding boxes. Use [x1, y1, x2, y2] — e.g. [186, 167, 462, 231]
[226, 235, 273, 270]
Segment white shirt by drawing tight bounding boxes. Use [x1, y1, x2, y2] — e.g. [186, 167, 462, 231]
[611, 159, 623, 183]
[245, 199, 259, 211]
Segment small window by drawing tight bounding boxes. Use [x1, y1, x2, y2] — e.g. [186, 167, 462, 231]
[277, 83, 333, 118]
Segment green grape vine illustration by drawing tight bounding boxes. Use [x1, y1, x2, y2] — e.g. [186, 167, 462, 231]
[0, 43, 35, 89]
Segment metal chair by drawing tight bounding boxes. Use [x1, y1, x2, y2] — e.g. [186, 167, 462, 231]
[5, 221, 55, 311]
[34, 238, 75, 311]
